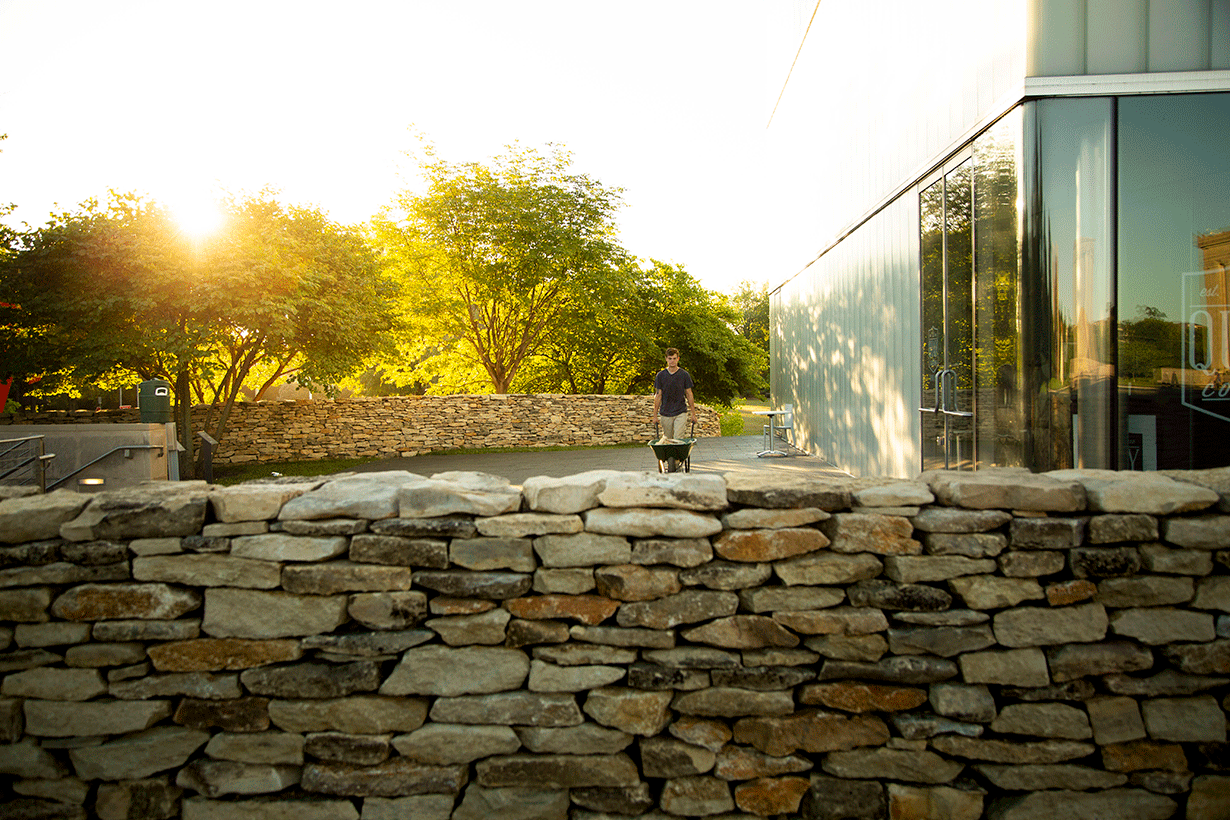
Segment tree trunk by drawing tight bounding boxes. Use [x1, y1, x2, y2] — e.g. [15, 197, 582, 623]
[175, 368, 195, 480]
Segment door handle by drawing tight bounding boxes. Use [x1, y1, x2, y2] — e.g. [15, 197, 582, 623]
[939, 369, 973, 418]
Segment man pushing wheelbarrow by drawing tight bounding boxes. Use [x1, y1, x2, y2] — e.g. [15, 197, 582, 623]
[650, 348, 698, 473]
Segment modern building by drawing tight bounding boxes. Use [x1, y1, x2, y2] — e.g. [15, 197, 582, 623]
[768, 0, 1230, 477]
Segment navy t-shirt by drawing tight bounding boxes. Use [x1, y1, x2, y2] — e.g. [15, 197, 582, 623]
[654, 368, 694, 417]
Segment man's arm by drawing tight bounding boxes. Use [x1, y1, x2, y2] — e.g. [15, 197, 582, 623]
[653, 388, 662, 420]
[685, 388, 696, 419]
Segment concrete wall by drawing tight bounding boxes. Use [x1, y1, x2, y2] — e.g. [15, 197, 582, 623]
[0, 395, 723, 466]
[1, 467, 1229, 819]
[1, 424, 176, 491]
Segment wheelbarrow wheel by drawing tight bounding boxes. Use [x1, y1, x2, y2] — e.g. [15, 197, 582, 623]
[666, 457, 680, 473]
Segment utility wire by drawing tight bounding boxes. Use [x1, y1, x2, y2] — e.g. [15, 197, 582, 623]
[766, 0, 822, 129]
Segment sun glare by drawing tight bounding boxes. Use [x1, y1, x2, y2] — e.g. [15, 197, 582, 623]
[167, 195, 225, 240]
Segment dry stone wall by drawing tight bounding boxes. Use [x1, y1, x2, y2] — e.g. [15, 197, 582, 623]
[1, 395, 723, 465]
[1, 466, 1230, 820]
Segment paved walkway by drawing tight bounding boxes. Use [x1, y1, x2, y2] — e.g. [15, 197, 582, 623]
[347, 435, 850, 485]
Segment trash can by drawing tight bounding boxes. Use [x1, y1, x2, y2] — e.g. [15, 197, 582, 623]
[138, 380, 173, 423]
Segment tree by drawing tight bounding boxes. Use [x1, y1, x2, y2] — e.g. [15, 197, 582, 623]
[0, 192, 396, 474]
[373, 144, 628, 394]
[627, 261, 767, 406]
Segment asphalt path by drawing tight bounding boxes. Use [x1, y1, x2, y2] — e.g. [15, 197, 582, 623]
[345, 435, 848, 485]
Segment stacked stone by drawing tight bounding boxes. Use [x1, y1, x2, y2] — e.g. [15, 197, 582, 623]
[1, 468, 1229, 820]
[0, 395, 723, 466]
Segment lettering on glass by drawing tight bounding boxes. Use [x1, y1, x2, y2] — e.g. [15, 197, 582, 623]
[1182, 270, 1230, 421]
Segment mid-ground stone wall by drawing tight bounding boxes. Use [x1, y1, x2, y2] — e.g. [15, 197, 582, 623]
[1, 467, 1230, 819]
[0, 395, 723, 465]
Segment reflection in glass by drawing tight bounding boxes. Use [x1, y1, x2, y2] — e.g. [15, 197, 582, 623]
[919, 162, 975, 471]
[1023, 97, 1115, 470]
[1118, 92, 1230, 468]
[973, 109, 1024, 468]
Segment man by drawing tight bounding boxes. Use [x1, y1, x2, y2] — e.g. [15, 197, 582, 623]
[653, 348, 697, 441]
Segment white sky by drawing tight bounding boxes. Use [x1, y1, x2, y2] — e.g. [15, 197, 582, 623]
[0, 0, 821, 294]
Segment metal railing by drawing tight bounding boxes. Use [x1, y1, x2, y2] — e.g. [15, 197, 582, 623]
[46, 444, 165, 491]
[0, 435, 55, 493]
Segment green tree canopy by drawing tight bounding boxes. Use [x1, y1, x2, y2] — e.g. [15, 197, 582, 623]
[0, 191, 396, 472]
[372, 144, 629, 394]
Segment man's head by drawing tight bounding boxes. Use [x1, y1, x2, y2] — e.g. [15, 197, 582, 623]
[665, 348, 680, 369]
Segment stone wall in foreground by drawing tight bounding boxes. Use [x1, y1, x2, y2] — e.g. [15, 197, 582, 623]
[0, 395, 724, 465]
[1, 466, 1230, 820]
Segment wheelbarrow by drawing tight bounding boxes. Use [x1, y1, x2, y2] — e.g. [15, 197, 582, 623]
[648, 421, 697, 473]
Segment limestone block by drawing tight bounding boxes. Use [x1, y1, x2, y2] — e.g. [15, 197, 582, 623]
[133, 554, 282, 588]
[0, 738, 69, 779]
[930, 736, 1094, 764]
[992, 602, 1107, 647]
[449, 536, 536, 571]
[1046, 641, 1154, 682]
[1085, 696, 1147, 745]
[671, 687, 795, 718]
[52, 583, 200, 621]
[204, 731, 305, 765]
[516, 722, 633, 755]
[886, 783, 984, 820]
[1138, 543, 1213, 575]
[886, 555, 996, 583]
[505, 594, 617, 625]
[584, 507, 722, 539]
[887, 625, 996, 657]
[397, 472, 521, 518]
[347, 591, 428, 630]
[819, 655, 958, 684]
[0, 587, 52, 623]
[823, 748, 963, 783]
[1009, 517, 1086, 549]
[1140, 695, 1227, 742]
[230, 533, 347, 562]
[998, 550, 1066, 577]
[1187, 775, 1230, 820]
[1050, 469, 1218, 514]
[301, 756, 469, 797]
[926, 469, 1083, 512]
[722, 507, 831, 529]
[1088, 513, 1159, 543]
[533, 567, 597, 594]
[202, 588, 348, 639]
[1194, 575, 1230, 612]
[1109, 607, 1216, 644]
[986, 788, 1176, 820]
[848, 579, 954, 611]
[732, 710, 889, 756]
[583, 687, 674, 736]
[924, 532, 1007, 557]
[451, 785, 570, 820]
[59, 483, 209, 541]
[147, 638, 302, 672]
[597, 472, 728, 510]
[358, 796, 451, 820]
[14, 621, 92, 647]
[2, 667, 105, 701]
[210, 484, 308, 523]
[798, 682, 927, 713]
[723, 472, 852, 510]
[594, 564, 681, 601]
[381, 646, 529, 697]
[176, 759, 301, 797]
[959, 647, 1049, 686]
[640, 736, 716, 778]
[930, 683, 996, 723]
[990, 702, 1091, 739]
[521, 471, 621, 514]
[274, 472, 414, 521]
[734, 776, 811, 816]
[475, 753, 640, 789]
[713, 527, 830, 562]
[0, 490, 91, 544]
[268, 696, 427, 734]
[1096, 575, 1193, 607]
[281, 561, 414, 595]
[182, 796, 359, 820]
[534, 532, 631, 567]
[24, 698, 172, 737]
[773, 552, 883, 586]
[69, 725, 209, 780]
[975, 764, 1125, 791]
[822, 513, 919, 555]
[910, 508, 1011, 533]
[629, 537, 713, 567]
[528, 660, 625, 692]
[798, 775, 886, 820]
[659, 775, 735, 816]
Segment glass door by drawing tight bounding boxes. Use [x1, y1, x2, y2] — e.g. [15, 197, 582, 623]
[920, 160, 975, 471]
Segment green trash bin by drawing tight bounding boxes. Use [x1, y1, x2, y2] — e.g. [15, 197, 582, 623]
[138, 380, 173, 423]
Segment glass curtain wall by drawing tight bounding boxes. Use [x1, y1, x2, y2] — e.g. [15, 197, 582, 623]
[1022, 97, 1116, 470]
[1117, 92, 1230, 469]
[920, 110, 1025, 473]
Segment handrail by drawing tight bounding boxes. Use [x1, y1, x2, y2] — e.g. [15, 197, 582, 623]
[0, 434, 45, 459]
[46, 444, 165, 491]
[0, 435, 52, 492]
